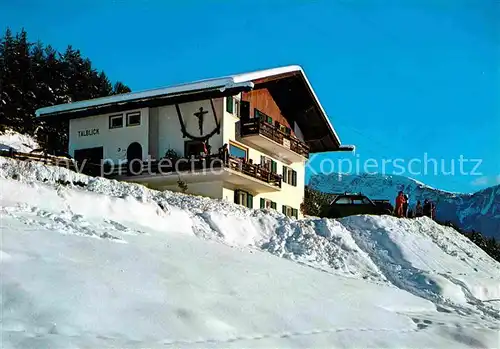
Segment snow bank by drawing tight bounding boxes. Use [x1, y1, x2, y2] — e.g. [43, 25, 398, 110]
[0, 129, 39, 152]
[1, 157, 499, 347]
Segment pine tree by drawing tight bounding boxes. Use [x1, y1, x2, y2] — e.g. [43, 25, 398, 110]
[113, 81, 131, 94]
[0, 27, 131, 151]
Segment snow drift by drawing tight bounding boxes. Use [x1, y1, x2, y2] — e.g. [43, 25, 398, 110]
[1, 156, 499, 348]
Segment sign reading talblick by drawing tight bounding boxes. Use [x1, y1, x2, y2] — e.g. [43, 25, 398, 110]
[78, 128, 99, 137]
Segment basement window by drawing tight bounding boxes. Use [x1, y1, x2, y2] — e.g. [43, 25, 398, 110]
[126, 111, 141, 126]
[282, 205, 298, 218]
[260, 155, 277, 173]
[260, 198, 276, 210]
[109, 114, 123, 129]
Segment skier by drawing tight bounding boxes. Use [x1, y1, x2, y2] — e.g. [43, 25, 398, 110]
[415, 200, 423, 217]
[395, 191, 405, 217]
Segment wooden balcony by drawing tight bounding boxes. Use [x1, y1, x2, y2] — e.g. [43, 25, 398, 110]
[86, 153, 281, 193]
[239, 117, 309, 164]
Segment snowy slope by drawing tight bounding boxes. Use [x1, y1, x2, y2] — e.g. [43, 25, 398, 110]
[0, 130, 39, 153]
[309, 172, 500, 238]
[1, 157, 499, 348]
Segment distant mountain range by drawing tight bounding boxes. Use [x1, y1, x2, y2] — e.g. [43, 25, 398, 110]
[308, 173, 500, 239]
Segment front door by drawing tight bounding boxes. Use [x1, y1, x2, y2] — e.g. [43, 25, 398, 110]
[127, 142, 142, 175]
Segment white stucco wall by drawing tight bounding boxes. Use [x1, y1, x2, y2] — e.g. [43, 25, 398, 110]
[68, 108, 149, 163]
[162, 181, 223, 199]
[155, 98, 224, 158]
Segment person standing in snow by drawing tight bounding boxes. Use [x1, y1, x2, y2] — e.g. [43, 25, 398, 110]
[403, 194, 409, 217]
[415, 200, 423, 217]
[423, 199, 432, 218]
[395, 191, 405, 217]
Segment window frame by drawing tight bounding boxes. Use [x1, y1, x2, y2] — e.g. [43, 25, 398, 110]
[109, 114, 123, 129]
[254, 108, 272, 124]
[229, 141, 248, 161]
[282, 166, 297, 186]
[126, 111, 141, 127]
[282, 205, 298, 218]
[226, 96, 234, 114]
[235, 189, 253, 208]
[260, 198, 276, 209]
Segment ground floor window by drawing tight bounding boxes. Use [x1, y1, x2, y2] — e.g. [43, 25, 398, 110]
[282, 205, 298, 218]
[234, 189, 253, 208]
[260, 198, 277, 210]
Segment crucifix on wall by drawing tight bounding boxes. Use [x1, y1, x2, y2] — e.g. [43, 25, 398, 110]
[193, 107, 209, 135]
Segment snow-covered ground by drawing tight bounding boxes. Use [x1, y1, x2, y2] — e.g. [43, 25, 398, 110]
[0, 130, 39, 153]
[309, 172, 500, 239]
[1, 157, 500, 348]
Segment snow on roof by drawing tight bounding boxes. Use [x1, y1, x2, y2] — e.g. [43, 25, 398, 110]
[34, 65, 341, 145]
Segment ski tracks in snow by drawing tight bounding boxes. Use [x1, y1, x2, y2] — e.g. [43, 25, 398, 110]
[339, 215, 500, 329]
[0, 203, 143, 243]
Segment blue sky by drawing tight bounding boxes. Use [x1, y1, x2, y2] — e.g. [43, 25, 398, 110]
[2, 0, 499, 193]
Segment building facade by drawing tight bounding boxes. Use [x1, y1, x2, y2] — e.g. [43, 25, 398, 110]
[36, 66, 351, 218]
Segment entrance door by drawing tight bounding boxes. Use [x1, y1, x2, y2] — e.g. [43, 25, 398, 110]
[127, 142, 143, 175]
[74, 146, 104, 176]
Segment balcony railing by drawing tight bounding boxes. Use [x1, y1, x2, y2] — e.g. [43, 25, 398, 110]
[240, 117, 309, 158]
[79, 153, 282, 188]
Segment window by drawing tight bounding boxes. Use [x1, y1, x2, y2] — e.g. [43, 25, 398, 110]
[109, 114, 123, 129]
[282, 166, 297, 186]
[282, 205, 298, 218]
[226, 96, 241, 117]
[234, 189, 253, 208]
[255, 109, 272, 124]
[229, 142, 247, 160]
[260, 198, 276, 210]
[226, 96, 234, 114]
[234, 99, 240, 117]
[126, 111, 141, 126]
[260, 155, 277, 173]
[353, 197, 371, 205]
[335, 197, 351, 204]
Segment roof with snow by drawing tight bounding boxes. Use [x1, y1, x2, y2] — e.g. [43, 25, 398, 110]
[35, 65, 343, 152]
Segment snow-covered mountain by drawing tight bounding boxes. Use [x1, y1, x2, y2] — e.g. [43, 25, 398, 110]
[309, 173, 500, 239]
[1, 156, 500, 348]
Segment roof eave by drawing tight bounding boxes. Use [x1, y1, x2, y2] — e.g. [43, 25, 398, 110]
[35, 80, 254, 118]
[294, 66, 342, 147]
